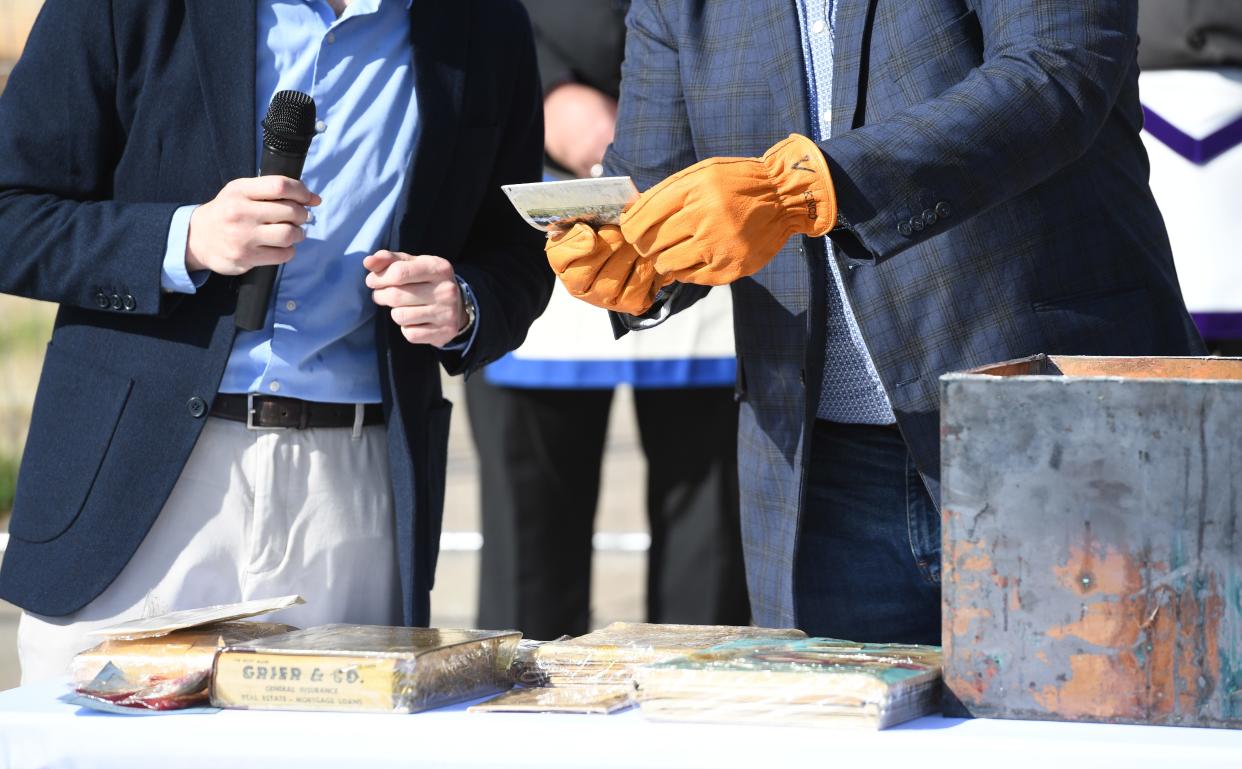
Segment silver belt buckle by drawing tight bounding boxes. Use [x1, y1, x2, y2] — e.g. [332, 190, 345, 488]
[246, 392, 289, 431]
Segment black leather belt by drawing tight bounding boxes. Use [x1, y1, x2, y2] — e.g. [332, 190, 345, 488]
[211, 393, 384, 430]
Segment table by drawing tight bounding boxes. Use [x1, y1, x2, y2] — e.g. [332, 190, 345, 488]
[1, 680, 1241, 769]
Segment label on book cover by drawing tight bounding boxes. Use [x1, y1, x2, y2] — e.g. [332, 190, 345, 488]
[212, 654, 399, 712]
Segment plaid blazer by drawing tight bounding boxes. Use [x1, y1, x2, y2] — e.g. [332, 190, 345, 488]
[606, 0, 1205, 629]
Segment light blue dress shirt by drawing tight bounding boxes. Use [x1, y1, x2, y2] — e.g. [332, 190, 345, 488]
[793, 0, 896, 424]
[162, 0, 470, 404]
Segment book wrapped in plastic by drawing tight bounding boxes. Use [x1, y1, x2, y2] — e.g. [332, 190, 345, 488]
[633, 638, 942, 729]
[210, 625, 522, 714]
[514, 622, 807, 687]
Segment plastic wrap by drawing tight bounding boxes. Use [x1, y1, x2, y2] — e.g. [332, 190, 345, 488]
[210, 625, 522, 713]
[92, 595, 303, 641]
[524, 622, 806, 686]
[71, 621, 297, 711]
[633, 638, 942, 729]
[469, 685, 634, 714]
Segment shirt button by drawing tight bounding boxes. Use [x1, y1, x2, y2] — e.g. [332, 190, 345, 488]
[811, 19, 826, 34]
[187, 396, 208, 419]
[269, 381, 281, 393]
[314, 120, 327, 134]
[326, 32, 336, 44]
[285, 300, 298, 312]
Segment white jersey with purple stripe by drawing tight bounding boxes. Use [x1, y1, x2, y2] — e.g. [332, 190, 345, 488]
[1140, 68, 1242, 340]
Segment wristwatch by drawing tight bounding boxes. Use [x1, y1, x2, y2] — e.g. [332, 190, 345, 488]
[454, 276, 478, 336]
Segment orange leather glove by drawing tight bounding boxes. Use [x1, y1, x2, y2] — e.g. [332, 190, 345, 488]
[545, 222, 671, 315]
[620, 134, 837, 285]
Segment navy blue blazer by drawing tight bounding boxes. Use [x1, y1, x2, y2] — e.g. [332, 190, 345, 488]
[606, 0, 1205, 628]
[0, 0, 552, 622]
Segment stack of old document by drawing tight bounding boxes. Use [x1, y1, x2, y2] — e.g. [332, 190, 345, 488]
[473, 622, 806, 715]
[518, 622, 807, 687]
[633, 638, 942, 729]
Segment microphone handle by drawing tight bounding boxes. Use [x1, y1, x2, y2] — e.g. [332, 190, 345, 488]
[234, 146, 310, 331]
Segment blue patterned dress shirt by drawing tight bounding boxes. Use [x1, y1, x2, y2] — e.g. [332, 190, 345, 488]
[794, 0, 896, 424]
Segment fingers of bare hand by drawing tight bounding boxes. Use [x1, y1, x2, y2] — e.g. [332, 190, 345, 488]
[370, 283, 435, 308]
[234, 176, 321, 206]
[254, 200, 311, 226]
[361, 251, 397, 277]
[254, 223, 306, 249]
[389, 304, 455, 328]
[400, 324, 454, 348]
[366, 255, 453, 289]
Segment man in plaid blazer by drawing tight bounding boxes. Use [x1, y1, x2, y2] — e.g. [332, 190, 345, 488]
[548, 0, 1204, 642]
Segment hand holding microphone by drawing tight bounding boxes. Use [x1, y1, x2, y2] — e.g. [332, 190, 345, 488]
[185, 175, 320, 276]
[196, 90, 320, 330]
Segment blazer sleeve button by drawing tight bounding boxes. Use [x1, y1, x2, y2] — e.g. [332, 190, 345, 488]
[109, 294, 123, 311]
[123, 294, 137, 311]
[935, 201, 951, 218]
[921, 209, 938, 227]
[187, 396, 208, 419]
[909, 216, 925, 233]
[897, 221, 913, 237]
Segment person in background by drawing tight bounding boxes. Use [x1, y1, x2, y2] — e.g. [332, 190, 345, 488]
[467, 0, 750, 641]
[0, 0, 550, 681]
[546, 0, 1205, 644]
[1138, 0, 1242, 355]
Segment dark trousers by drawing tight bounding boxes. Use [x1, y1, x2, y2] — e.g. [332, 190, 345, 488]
[467, 375, 750, 640]
[794, 420, 942, 646]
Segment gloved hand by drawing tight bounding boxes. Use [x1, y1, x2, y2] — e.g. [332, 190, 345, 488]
[545, 222, 671, 315]
[620, 134, 837, 285]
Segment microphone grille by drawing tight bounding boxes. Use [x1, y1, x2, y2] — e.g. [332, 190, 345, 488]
[262, 90, 317, 154]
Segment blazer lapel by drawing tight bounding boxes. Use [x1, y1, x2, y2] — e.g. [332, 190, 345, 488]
[184, 0, 257, 185]
[749, 0, 812, 137]
[830, 0, 879, 137]
[397, 1, 467, 247]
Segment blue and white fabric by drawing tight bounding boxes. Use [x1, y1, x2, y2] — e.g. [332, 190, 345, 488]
[793, 0, 895, 424]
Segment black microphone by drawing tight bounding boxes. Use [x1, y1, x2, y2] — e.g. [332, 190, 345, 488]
[234, 90, 318, 331]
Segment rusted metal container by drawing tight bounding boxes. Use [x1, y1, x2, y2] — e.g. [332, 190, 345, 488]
[940, 355, 1242, 728]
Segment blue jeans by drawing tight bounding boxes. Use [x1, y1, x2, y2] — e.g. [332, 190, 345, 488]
[794, 421, 941, 645]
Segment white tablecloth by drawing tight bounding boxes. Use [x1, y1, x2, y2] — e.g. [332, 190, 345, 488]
[1, 680, 1240, 769]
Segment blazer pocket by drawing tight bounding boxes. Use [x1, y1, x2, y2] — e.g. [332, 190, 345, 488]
[1032, 285, 1156, 355]
[9, 343, 134, 543]
[421, 397, 453, 588]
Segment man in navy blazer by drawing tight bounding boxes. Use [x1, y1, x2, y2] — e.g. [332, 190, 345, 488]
[547, 0, 1205, 643]
[0, 0, 550, 679]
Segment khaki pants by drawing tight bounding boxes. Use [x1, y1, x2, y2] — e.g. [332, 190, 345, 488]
[18, 416, 402, 684]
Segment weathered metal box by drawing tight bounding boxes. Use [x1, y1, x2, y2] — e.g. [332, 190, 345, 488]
[941, 355, 1242, 728]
